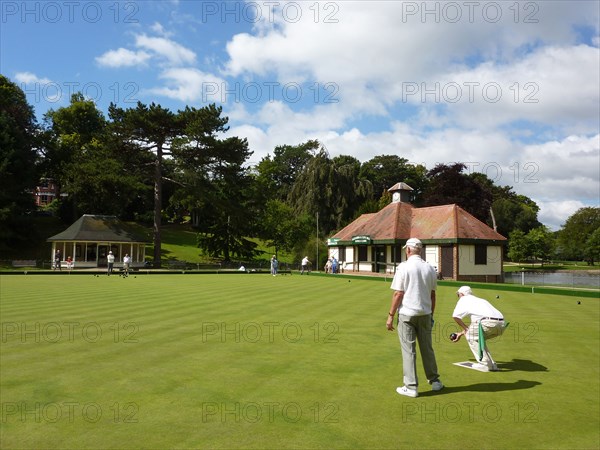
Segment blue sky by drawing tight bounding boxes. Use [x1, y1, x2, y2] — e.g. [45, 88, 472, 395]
[2, 0, 599, 230]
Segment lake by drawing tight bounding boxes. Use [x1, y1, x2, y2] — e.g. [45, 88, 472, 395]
[504, 271, 600, 289]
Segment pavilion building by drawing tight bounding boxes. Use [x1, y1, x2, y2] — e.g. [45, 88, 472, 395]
[327, 183, 507, 282]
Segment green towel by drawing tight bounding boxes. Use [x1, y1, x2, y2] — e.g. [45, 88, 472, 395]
[478, 321, 509, 360]
[478, 321, 486, 361]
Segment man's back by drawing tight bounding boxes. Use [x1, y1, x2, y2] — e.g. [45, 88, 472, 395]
[392, 255, 437, 316]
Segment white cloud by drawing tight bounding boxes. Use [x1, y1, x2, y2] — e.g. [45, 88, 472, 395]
[96, 30, 196, 70]
[520, 135, 600, 202]
[432, 45, 600, 133]
[134, 33, 196, 66]
[537, 200, 587, 231]
[223, 2, 599, 132]
[95, 48, 151, 68]
[145, 68, 225, 103]
[86, 1, 599, 231]
[14, 71, 51, 85]
[13, 72, 61, 102]
[150, 22, 173, 38]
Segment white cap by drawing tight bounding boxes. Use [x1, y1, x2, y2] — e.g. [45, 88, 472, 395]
[457, 286, 472, 296]
[403, 238, 422, 249]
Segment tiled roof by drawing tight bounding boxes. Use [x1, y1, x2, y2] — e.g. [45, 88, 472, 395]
[47, 215, 149, 242]
[331, 202, 506, 243]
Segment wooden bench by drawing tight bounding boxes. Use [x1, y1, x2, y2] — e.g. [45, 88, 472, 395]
[167, 260, 189, 270]
[12, 260, 37, 268]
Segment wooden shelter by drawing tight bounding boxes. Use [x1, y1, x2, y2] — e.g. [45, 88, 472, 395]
[47, 215, 149, 268]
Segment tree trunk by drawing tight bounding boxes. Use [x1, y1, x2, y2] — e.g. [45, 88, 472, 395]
[489, 207, 497, 232]
[153, 143, 163, 268]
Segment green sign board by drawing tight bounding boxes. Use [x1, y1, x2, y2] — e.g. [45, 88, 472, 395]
[352, 235, 371, 244]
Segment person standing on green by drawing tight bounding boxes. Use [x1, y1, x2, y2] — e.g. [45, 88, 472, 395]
[386, 238, 443, 397]
[107, 251, 115, 275]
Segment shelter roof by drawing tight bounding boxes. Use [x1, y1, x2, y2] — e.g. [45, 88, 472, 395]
[47, 215, 149, 243]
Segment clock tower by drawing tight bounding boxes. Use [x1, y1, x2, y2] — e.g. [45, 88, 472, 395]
[388, 182, 413, 203]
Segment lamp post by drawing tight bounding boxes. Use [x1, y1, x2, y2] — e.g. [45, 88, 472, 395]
[316, 211, 319, 272]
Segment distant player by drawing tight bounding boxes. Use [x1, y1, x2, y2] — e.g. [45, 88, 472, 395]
[270, 255, 278, 276]
[301, 256, 310, 275]
[123, 254, 131, 277]
[54, 249, 61, 271]
[107, 251, 115, 275]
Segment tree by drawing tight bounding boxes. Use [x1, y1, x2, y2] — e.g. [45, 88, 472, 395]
[194, 165, 259, 262]
[491, 195, 541, 237]
[42, 93, 106, 190]
[584, 228, 600, 265]
[527, 226, 555, 266]
[359, 155, 428, 203]
[332, 154, 373, 225]
[257, 199, 312, 257]
[467, 173, 542, 239]
[171, 105, 256, 262]
[558, 207, 600, 263]
[0, 75, 39, 252]
[422, 163, 493, 223]
[288, 149, 373, 236]
[109, 102, 186, 267]
[42, 94, 149, 222]
[507, 229, 529, 264]
[59, 138, 150, 217]
[254, 140, 319, 201]
[508, 227, 555, 266]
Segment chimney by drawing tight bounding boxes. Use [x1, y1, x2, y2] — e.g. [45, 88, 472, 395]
[388, 182, 413, 203]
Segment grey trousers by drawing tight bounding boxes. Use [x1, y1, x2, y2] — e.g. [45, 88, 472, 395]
[398, 313, 440, 390]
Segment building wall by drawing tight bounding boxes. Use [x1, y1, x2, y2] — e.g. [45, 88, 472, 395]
[328, 243, 503, 282]
[34, 179, 58, 207]
[424, 246, 439, 271]
[458, 244, 503, 276]
[345, 247, 355, 268]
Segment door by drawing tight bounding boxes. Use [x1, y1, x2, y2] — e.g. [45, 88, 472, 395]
[441, 246, 454, 279]
[98, 245, 109, 267]
[373, 246, 387, 273]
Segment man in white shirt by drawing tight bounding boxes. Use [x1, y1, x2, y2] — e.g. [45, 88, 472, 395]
[123, 254, 131, 277]
[451, 286, 507, 371]
[301, 256, 310, 275]
[107, 251, 115, 275]
[386, 238, 443, 397]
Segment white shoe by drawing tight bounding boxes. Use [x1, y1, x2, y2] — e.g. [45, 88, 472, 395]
[472, 363, 490, 371]
[431, 380, 444, 391]
[396, 386, 418, 398]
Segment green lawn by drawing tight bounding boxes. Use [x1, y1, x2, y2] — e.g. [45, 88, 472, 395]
[156, 224, 295, 266]
[503, 262, 600, 272]
[1, 274, 598, 449]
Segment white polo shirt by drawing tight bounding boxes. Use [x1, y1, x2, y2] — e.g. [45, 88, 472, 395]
[452, 294, 503, 323]
[390, 255, 437, 316]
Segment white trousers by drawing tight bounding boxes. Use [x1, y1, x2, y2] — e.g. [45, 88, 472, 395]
[466, 319, 506, 368]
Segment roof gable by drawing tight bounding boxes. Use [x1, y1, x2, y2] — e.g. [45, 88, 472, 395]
[331, 203, 506, 243]
[47, 215, 148, 243]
